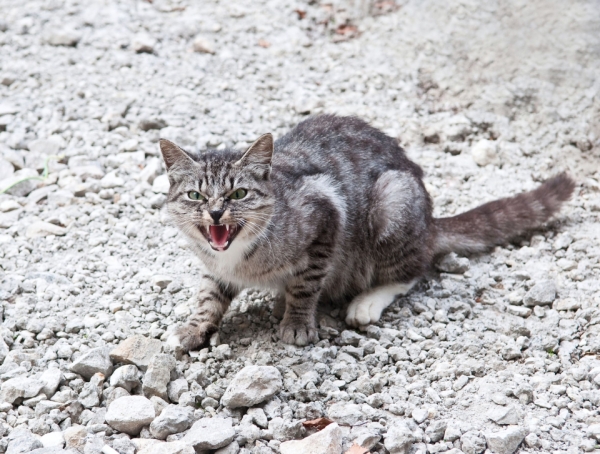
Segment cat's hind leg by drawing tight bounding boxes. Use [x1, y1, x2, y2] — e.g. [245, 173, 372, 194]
[345, 281, 417, 327]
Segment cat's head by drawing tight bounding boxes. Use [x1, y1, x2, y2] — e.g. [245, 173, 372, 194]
[159, 134, 275, 253]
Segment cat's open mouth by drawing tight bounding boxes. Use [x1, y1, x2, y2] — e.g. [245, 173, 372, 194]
[200, 224, 240, 251]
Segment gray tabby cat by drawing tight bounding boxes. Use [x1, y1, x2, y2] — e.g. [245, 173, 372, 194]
[159, 115, 575, 351]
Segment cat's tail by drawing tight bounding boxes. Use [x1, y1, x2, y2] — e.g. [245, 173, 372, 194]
[433, 173, 576, 256]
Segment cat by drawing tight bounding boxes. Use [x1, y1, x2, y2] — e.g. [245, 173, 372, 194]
[158, 114, 575, 351]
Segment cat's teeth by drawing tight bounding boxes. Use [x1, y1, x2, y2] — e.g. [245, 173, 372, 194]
[225, 225, 230, 232]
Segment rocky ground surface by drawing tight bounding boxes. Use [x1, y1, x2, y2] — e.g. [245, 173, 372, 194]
[1, 0, 600, 453]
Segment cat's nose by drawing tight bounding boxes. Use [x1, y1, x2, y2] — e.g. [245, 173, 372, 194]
[209, 209, 224, 223]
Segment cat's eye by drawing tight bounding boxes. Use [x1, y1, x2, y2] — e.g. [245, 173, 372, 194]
[230, 188, 247, 200]
[188, 191, 205, 201]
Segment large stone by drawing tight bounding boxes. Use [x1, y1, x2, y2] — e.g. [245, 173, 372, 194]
[149, 404, 193, 439]
[192, 36, 215, 54]
[0, 168, 39, 196]
[105, 396, 155, 435]
[63, 425, 87, 451]
[132, 33, 156, 53]
[142, 354, 176, 400]
[471, 139, 497, 166]
[40, 431, 65, 448]
[0, 376, 44, 404]
[488, 405, 519, 425]
[425, 420, 448, 443]
[6, 428, 43, 453]
[26, 221, 67, 238]
[39, 369, 63, 398]
[110, 365, 141, 392]
[152, 174, 169, 194]
[268, 417, 304, 442]
[484, 426, 526, 454]
[46, 29, 81, 46]
[280, 422, 342, 454]
[182, 417, 235, 450]
[69, 347, 112, 380]
[79, 372, 104, 408]
[221, 366, 282, 408]
[110, 336, 163, 371]
[327, 402, 365, 426]
[384, 420, 416, 454]
[523, 281, 556, 307]
[167, 378, 188, 403]
[461, 430, 487, 454]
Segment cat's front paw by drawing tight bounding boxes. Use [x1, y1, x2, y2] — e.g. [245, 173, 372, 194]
[279, 320, 318, 346]
[169, 322, 217, 352]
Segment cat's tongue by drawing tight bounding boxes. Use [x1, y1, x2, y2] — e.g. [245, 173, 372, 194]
[209, 225, 228, 249]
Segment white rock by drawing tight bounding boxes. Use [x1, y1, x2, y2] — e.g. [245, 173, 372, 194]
[167, 378, 188, 403]
[183, 417, 236, 450]
[471, 139, 497, 166]
[152, 275, 173, 289]
[70, 347, 112, 380]
[192, 36, 215, 54]
[29, 138, 61, 156]
[553, 298, 581, 311]
[105, 395, 156, 435]
[327, 402, 365, 426]
[487, 405, 519, 425]
[0, 376, 44, 404]
[412, 408, 428, 424]
[46, 29, 81, 46]
[132, 33, 156, 53]
[109, 335, 163, 371]
[119, 139, 139, 152]
[384, 420, 416, 454]
[523, 280, 556, 306]
[484, 426, 527, 454]
[142, 353, 176, 400]
[152, 174, 170, 194]
[146, 441, 195, 454]
[0, 168, 39, 196]
[280, 422, 342, 454]
[0, 158, 14, 180]
[506, 305, 531, 317]
[221, 365, 283, 408]
[139, 158, 162, 184]
[100, 171, 124, 189]
[41, 431, 65, 448]
[109, 365, 141, 393]
[26, 221, 67, 238]
[149, 404, 193, 439]
[40, 368, 63, 398]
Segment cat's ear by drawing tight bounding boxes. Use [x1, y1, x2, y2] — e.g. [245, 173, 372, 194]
[235, 133, 273, 178]
[159, 139, 194, 170]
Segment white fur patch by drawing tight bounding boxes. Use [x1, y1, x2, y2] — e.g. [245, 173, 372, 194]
[345, 281, 417, 327]
[301, 174, 347, 228]
[207, 236, 252, 278]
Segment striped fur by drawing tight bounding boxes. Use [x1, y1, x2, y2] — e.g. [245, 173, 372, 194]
[159, 115, 575, 350]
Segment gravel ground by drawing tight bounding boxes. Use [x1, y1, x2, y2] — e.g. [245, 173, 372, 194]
[1, 0, 600, 453]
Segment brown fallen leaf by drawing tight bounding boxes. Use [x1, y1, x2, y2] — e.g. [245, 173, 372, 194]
[294, 9, 307, 20]
[335, 24, 358, 36]
[258, 39, 271, 48]
[302, 417, 334, 431]
[344, 444, 370, 454]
